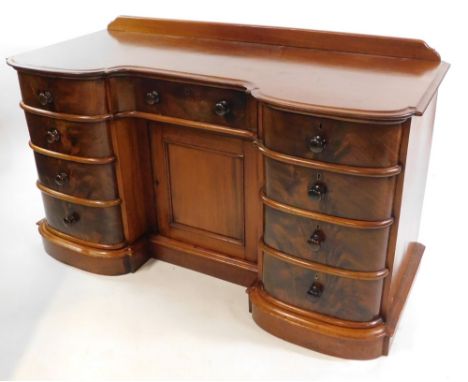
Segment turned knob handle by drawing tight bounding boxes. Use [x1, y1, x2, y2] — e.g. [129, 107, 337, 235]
[54, 172, 68, 186]
[308, 182, 327, 200]
[46, 128, 60, 144]
[307, 229, 324, 251]
[145, 90, 160, 105]
[309, 135, 327, 153]
[215, 100, 230, 116]
[63, 212, 79, 225]
[307, 281, 324, 298]
[38, 91, 53, 106]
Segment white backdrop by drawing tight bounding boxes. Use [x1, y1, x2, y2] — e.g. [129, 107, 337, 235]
[0, 0, 466, 380]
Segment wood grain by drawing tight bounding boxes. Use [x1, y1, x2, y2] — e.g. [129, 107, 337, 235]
[26, 113, 113, 158]
[8, 17, 448, 359]
[41, 194, 124, 245]
[108, 16, 441, 61]
[34, 153, 118, 200]
[264, 158, 396, 221]
[38, 219, 149, 275]
[264, 206, 390, 272]
[263, 105, 403, 167]
[8, 18, 449, 121]
[262, 252, 384, 322]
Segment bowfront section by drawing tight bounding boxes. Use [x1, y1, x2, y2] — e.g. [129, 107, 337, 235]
[17, 72, 150, 274]
[8, 17, 448, 359]
[250, 104, 409, 359]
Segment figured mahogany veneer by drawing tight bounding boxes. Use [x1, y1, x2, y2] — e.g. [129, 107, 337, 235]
[26, 113, 113, 158]
[34, 153, 118, 200]
[264, 157, 396, 221]
[264, 206, 390, 272]
[263, 106, 403, 168]
[7, 16, 448, 359]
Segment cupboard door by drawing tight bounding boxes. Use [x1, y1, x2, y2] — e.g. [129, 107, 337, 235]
[151, 123, 257, 261]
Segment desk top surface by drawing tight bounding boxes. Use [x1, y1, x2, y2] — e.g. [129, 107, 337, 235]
[8, 16, 449, 121]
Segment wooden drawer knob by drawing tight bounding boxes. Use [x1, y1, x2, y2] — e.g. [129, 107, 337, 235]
[215, 100, 230, 116]
[307, 281, 324, 298]
[54, 172, 68, 186]
[307, 229, 324, 251]
[46, 128, 60, 144]
[63, 212, 79, 225]
[145, 90, 160, 105]
[309, 135, 326, 153]
[38, 91, 53, 106]
[308, 182, 327, 200]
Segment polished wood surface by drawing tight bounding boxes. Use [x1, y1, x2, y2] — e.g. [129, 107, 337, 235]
[264, 158, 396, 221]
[263, 106, 403, 167]
[26, 113, 113, 158]
[8, 17, 448, 121]
[249, 282, 388, 360]
[150, 124, 258, 260]
[38, 220, 149, 275]
[257, 143, 402, 177]
[262, 252, 384, 322]
[18, 72, 107, 115]
[109, 76, 256, 131]
[41, 194, 124, 245]
[34, 153, 117, 200]
[8, 17, 447, 360]
[264, 206, 390, 272]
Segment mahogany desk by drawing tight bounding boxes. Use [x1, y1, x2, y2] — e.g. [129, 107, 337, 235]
[7, 17, 449, 359]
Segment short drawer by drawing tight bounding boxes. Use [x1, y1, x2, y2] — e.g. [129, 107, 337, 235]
[42, 194, 124, 245]
[264, 158, 395, 221]
[264, 206, 389, 272]
[26, 113, 112, 158]
[34, 153, 118, 200]
[109, 76, 253, 130]
[262, 252, 384, 322]
[263, 106, 403, 167]
[18, 72, 107, 115]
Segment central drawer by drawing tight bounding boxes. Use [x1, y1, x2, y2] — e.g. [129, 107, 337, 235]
[109, 76, 254, 130]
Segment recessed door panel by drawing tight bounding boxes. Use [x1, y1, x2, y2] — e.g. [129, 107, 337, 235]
[151, 123, 258, 260]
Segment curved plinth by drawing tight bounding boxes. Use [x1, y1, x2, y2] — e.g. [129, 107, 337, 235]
[249, 283, 388, 360]
[38, 219, 150, 275]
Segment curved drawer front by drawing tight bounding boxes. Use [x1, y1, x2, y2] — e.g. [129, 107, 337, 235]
[262, 252, 383, 322]
[264, 158, 395, 221]
[109, 76, 253, 130]
[42, 194, 124, 245]
[263, 106, 402, 167]
[18, 73, 107, 115]
[26, 113, 112, 157]
[34, 153, 118, 200]
[264, 206, 389, 272]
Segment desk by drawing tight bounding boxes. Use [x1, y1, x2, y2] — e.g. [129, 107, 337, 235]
[7, 16, 449, 359]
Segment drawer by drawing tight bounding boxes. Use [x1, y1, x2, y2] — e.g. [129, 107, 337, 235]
[18, 72, 107, 115]
[26, 113, 113, 158]
[262, 252, 384, 322]
[34, 153, 118, 200]
[109, 76, 253, 130]
[264, 206, 389, 272]
[264, 158, 395, 221]
[263, 106, 402, 167]
[42, 194, 124, 245]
